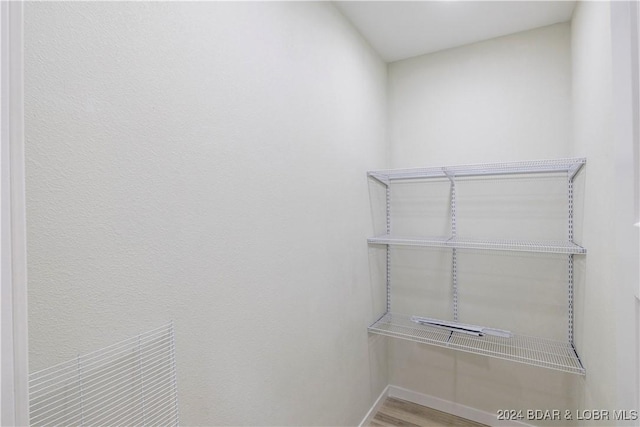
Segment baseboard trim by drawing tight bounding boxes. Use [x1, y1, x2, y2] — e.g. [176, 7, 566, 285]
[387, 385, 534, 427]
[358, 385, 389, 427]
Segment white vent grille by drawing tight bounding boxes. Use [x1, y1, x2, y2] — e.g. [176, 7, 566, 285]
[29, 322, 179, 426]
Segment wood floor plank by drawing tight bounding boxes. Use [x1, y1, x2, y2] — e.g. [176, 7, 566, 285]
[369, 397, 489, 427]
[373, 411, 423, 427]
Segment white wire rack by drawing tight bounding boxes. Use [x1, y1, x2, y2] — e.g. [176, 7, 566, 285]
[367, 158, 587, 375]
[368, 235, 586, 255]
[29, 322, 179, 427]
[370, 313, 585, 375]
[368, 157, 586, 184]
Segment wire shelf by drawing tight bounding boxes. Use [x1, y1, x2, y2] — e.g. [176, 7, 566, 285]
[368, 157, 586, 184]
[369, 313, 585, 375]
[29, 322, 179, 427]
[368, 235, 586, 254]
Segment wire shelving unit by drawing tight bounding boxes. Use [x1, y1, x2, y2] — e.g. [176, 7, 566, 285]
[367, 158, 586, 375]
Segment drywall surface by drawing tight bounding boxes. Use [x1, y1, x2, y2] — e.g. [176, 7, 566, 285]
[25, 2, 387, 425]
[609, 1, 640, 417]
[387, 23, 582, 425]
[571, 2, 637, 423]
[389, 23, 572, 167]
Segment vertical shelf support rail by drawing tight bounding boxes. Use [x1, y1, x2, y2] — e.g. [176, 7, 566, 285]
[566, 160, 583, 345]
[445, 171, 459, 322]
[567, 174, 575, 344]
[386, 185, 392, 314]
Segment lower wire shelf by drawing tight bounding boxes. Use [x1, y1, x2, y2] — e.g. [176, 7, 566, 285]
[369, 312, 585, 375]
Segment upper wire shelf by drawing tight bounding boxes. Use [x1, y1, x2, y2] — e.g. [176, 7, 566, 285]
[368, 235, 586, 255]
[368, 157, 586, 184]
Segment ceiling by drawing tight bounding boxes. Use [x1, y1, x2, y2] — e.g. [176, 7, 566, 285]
[334, 1, 576, 63]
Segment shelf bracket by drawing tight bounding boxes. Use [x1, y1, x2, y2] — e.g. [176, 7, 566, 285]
[568, 161, 585, 181]
[443, 169, 455, 184]
[368, 172, 390, 186]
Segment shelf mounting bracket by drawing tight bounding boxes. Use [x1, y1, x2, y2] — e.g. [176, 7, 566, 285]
[568, 161, 585, 181]
[368, 172, 390, 186]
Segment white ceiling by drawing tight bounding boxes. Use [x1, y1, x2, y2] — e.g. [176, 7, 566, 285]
[334, 1, 576, 62]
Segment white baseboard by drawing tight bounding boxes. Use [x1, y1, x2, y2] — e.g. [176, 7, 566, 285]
[387, 385, 534, 427]
[358, 385, 389, 427]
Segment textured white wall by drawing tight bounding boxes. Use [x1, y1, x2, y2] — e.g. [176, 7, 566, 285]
[387, 23, 583, 425]
[571, 2, 631, 422]
[24, 2, 388, 425]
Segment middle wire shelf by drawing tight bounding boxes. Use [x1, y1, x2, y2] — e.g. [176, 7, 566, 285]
[368, 234, 586, 255]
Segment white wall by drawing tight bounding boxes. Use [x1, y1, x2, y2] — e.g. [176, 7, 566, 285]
[609, 1, 640, 417]
[573, 1, 639, 422]
[24, 2, 387, 425]
[387, 23, 583, 425]
[571, 0, 616, 417]
[389, 23, 572, 167]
